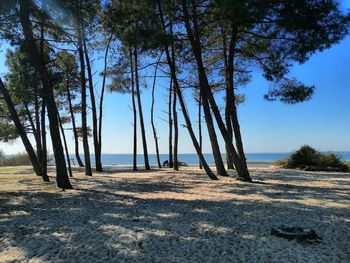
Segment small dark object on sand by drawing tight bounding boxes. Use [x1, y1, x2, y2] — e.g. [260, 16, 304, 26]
[162, 160, 188, 167]
[271, 226, 322, 243]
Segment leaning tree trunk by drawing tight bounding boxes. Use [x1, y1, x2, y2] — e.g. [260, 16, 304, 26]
[129, 48, 138, 171]
[58, 113, 73, 178]
[83, 37, 102, 172]
[181, 0, 227, 176]
[133, 47, 150, 170]
[66, 87, 84, 167]
[0, 77, 44, 179]
[156, 0, 217, 180]
[201, 86, 228, 176]
[151, 56, 162, 168]
[76, 5, 92, 176]
[19, 0, 72, 188]
[227, 30, 250, 178]
[180, 0, 251, 181]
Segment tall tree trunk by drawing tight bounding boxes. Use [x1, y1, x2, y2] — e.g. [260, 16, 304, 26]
[198, 94, 203, 169]
[24, 101, 46, 176]
[227, 29, 250, 177]
[19, 0, 72, 188]
[0, 77, 44, 179]
[156, 0, 217, 180]
[181, 0, 251, 181]
[129, 48, 137, 171]
[76, 3, 92, 176]
[181, 0, 227, 177]
[170, 23, 178, 171]
[66, 87, 84, 167]
[82, 37, 102, 172]
[133, 47, 150, 170]
[222, 27, 234, 170]
[201, 84, 228, 176]
[58, 113, 73, 177]
[168, 78, 173, 168]
[34, 86, 43, 169]
[41, 98, 48, 180]
[225, 117, 234, 169]
[38, 6, 47, 180]
[173, 82, 179, 171]
[151, 55, 162, 168]
[98, 30, 114, 172]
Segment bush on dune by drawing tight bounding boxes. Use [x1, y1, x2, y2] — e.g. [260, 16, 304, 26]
[275, 145, 349, 172]
[286, 145, 320, 168]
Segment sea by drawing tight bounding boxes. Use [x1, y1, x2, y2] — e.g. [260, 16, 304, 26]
[69, 152, 350, 167]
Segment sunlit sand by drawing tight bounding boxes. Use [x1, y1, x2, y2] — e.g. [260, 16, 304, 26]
[1, 166, 349, 262]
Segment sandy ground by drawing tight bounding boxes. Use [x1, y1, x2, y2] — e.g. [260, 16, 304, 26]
[0, 166, 349, 263]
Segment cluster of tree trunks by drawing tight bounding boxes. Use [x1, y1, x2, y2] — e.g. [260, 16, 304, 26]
[1, 0, 347, 188]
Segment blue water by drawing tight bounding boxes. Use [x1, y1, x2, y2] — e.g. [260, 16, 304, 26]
[70, 152, 350, 167]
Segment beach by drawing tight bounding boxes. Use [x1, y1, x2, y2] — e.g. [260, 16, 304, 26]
[0, 166, 349, 262]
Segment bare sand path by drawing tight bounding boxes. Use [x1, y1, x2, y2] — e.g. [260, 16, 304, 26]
[0, 166, 349, 262]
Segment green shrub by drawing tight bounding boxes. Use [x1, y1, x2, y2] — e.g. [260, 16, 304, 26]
[275, 145, 349, 172]
[318, 153, 342, 167]
[286, 145, 320, 168]
[318, 153, 349, 172]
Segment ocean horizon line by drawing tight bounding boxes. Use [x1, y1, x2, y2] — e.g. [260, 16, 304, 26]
[69, 151, 350, 155]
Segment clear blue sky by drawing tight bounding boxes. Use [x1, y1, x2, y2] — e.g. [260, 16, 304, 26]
[0, 1, 349, 155]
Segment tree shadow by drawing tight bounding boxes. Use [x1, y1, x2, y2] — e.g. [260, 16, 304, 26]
[0, 169, 349, 262]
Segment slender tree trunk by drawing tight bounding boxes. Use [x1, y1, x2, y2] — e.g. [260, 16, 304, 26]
[38, 7, 47, 181]
[34, 86, 43, 168]
[201, 85, 228, 176]
[168, 78, 173, 168]
[58, 113, 73, 177]
[173, 82, 179, 171]
[181, 0, 227, 176]
[225, 118, 234, 169]
[133, 47, 150, 170]
[129, 48, 137, 171]
[156, 0, 217, 180]
[227, 29, 250, 177]
[82, 37, 102, 172]
[0, 77, 44, 178]
[66, 87, 84, 167]
[181, 0, 251, 181]
[222, 28, 234, 169]
[198, 94, 203, 169]
[19, 0, 72, 188]
[170, 23, 178, 171]
[24, 102, 45, 176]
[151, 56, 162, 168]
[41, 98, 48, 180]
[76, 3, 92, 176]
[98, 30, 114, 172]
